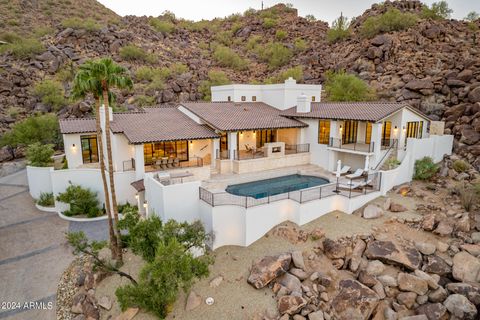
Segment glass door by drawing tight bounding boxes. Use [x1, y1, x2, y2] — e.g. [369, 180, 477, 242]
[382, 121, 391, 146]
[342, 120, 358, 144]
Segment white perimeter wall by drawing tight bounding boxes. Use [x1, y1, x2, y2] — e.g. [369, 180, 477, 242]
[63, 134, 83, 169]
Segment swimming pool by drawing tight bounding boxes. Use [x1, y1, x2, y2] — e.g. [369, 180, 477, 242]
[225, 174, 330, 199]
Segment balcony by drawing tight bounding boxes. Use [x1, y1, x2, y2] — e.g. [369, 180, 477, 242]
[328, 138, 375, 154]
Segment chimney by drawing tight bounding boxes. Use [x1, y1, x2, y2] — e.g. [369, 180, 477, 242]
[296, 93, 310, 113]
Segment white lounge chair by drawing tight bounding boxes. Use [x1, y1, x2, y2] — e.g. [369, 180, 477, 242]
[333, 165, 351, 176]
[338, 179, 373, 191]
[346, 168, 365, 179]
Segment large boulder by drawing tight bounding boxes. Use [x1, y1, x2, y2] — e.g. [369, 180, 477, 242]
[331, 279, 379, 320]
[397, 273, 428, 295]
[452, 251, 480, 282]
[247, 253, 291, 289]
[323, 238, 346, 259]
[460, 127, 480, 145]
[363, 205, 383, 219]
[277, 272, 302, 295]
[350, 239, 366, 272]
[415, 303, 447, 320]
[405, 79, 434, 91]
[443, 294, 477, 320]
[468, 86, 480, 103]
[364, 240, 422, 270]
[277, 295, 307, 315]
[446, 282, 480, 305]
[424, 255, 451, 275]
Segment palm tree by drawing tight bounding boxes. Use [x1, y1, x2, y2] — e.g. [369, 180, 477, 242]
[72, 58, 132, 262]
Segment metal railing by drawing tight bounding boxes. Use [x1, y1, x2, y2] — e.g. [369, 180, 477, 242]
[380, 138, 398, 150]
[285, 143, 310, 154]
[328, 138, 375, 153]
[122, 158, 135, 171]
[216, 149, 230, 160]
[199, 172, 382, 208]
[374, 139, 398, 170]
[233, 149, 266, 160]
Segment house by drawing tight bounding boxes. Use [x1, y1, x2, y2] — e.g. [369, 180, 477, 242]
[27, 78, 453, 248]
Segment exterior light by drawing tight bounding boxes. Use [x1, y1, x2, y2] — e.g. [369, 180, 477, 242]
[403, 126, 406, 132]
[143, 201, 148, 208]
[190, 140, 193, 144]
[135, 194, 139, 200]
[72, 144, 76, 150]
[394, 126, 398, 130]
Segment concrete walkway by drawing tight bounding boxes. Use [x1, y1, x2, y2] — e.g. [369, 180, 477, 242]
[0, 170, 108, 319]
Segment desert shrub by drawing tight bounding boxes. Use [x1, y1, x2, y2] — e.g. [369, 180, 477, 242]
[360, 8, 418, 38]
[198, 70, 231, 101]
[7, 106, 22, 119]
[324, 70, 376, 101]
[33, 79, 66, 110]
[135, 66, 156, 81]
[275, 30, 287, 40]
[294, 38, 307, 52]
[305, 14, 316, 22]
[257, 42, 293, 69]
[26, 143, 54, 167]
[263, 18, 277, 29]
[56, 184, 101, 218]
[0, 37, 44, 59]
[327, 14, 351, 43]
[37, 192, 55, 207]
[244, 8, 256, 16]
[385, 158, 401, 169]
[230, 22, 243, 34]
[55, 63, 77, 83]
[413, 157, 439, 180]
[119, 45, 155, 63]
[455, 182, 477, 212]
[61, 17, 101, 31]
[214, 31, 233, 46]
[149, 18, 174, 33]
[135, 95, 156, 107]
[421, 1, 453, 20]
[116, 238, 211, 319]
[213, 46, 247, 70]
[146, 78, 165, 92]
[169, 62, 188, 75]
[265, 66, 303, 84]
[0, 31, 22, 43]
[33, 26, 54, 38]
[246, 35, 261, 50]
[452, 159, 470, 173]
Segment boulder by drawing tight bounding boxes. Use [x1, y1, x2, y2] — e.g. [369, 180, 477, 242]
[433, 221, 453, 237]
[331, 279, 379, 320]
[289, 268, 308, 281]
[415, 303, 447, 320]
[445, 282, 480, 305]
[364, 241, 422, 270]
[277, 272, 302, 295]
[308, 310, 324, 320]
[400, 316, 427, 320]
[358, 271, 377, 288]
[97, 296, 112, 310]
[421, 214, 436, 231]
[247, 253, 291, 289]
[185, 291, 201, 311]
[291, 251, 306, 270]
[457, 69, 473, 82]
[414, 270, 438, 290]
[71, 290, 86, 314]
[397, 273, 428, 295]
[366, 260, 385, 276]
[389, 202, 407, 212]
[397, 292, 417, 309]
[443, 294, 477, 320]
[423, 255, 451, 275]
[452, 251, 480, 282]
[309, 272, 332, 287]
[323, 238, 346, 259]
[278, 295, 307, 315]
[363, 204, 383, 219]
[405, 79, 434, 91]
[460, 244, 480, 256]
[350, 239, 366, 272]
[428, 286, 447, 303]
[468, 86, 480, 103]
[114, 308, 139, 320]
[460, 127, 480, 145]
[415, 242, 436, 255]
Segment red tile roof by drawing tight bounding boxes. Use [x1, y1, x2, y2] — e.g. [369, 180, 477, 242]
[109, 108, 219, 144]
[59, 118, 96, 134]
[281, 102, 427, 122]
[180, 102, 307, 131]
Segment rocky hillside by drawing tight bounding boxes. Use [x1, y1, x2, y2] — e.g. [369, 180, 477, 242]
[0, 0, 479, 168]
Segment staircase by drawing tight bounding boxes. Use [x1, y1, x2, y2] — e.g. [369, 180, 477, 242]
[372, 139, 398, 171]
[379, 151, 398, 171]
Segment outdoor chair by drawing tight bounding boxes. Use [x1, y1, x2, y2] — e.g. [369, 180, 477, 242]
[173, 158, 180, 167]
[167, 158, 174, 168]
[160, 159, 168, 170]
[332, 165, 351, 176]
[155, 160, 162, 170]
[346, 168, 365, 179]
[338, 178, 372, 192]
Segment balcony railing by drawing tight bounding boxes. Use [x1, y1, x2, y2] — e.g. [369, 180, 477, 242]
[199, 172, 382, 208]
[122, 158, 135, 171]
[328, 138, 375, 153]
[285, 143, 310, 154]
[216, 149, 230, 160]
[380, 138, 398, 150]
[233, 149, 266, 160]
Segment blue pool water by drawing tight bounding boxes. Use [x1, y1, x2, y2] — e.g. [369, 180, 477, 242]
[225, 174, 330, 199]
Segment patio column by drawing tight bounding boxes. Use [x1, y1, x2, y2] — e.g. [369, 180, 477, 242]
[330, 121, 340, 139]
[228, 132, 237, 159]
[371, 123, 382, 165]
[134, 144, 145, 180]
[212, 138, 219, 168]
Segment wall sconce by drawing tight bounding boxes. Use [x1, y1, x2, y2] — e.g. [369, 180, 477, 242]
[72, 143, 76, 150]
[394, 126, 398, 130]
[190, 140, 193, 144]
[143, 201, 148, 208]
[339, 125, 343, 132]
[402, 126, 406, 132]
[135, 193, 139, 200]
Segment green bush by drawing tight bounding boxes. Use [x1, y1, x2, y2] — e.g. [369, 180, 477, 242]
[0, 38, 45, 59]
[421, 1, 453, 20]
[324, 70, 376, 101]
[385, 158, 401, 170]
[275, 30, 287, 40]
[455, 182, 477, 212]
[0, 114, 60, 149]
[413, 157, 439, 180]
[257, 42, 293, 69]
[149, 18, 175, 33]
[56, 184, 101, 218]
[26, 143, 54, 167]
[230, 22, 243, 34]
[199, 70, 231, 100]
[170, 62, 188, 75]
[0, 31, 22, 43]
[61, 17, 102, 31]
[33, 79, 66, 110]
[135, 95, 156, 107]
[263, 18, 277, 29]
[453, 159, 470, 173]
[37, 192, 55, 207]
[33, 26, 54, 38]
[265, 66, 303, 84]
[119, 45, 152, 62]
[214, 31, 233, 46]
[213, 46, 247, 70]
[360, 8, 418, 38]
[294, 38, 307, 52]
[246, 35, 261, 50]
[116, 238, 211, 319]
[327, 14, 351, 43]
[305, 14, 316, 22]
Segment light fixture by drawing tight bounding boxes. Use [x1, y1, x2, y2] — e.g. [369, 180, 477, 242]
[143, 201, 148, 208]
[403, 126, 406, 132]
[135, 194, 139, 200]
[394, 126, 398, 130]
[72, 144, 76, 148]
[190, 140, 193, 144]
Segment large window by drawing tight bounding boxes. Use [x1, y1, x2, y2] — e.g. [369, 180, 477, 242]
[342, 120, 358, 144]
[406, 121, 421, 139]
[318, 120, 330, 144]
[255, 129, 276, 148]
[365, 122, 372, 144]
[382, 121, 392, 146]
[143, 141, 188, 165]
[81, 135, 99, 164]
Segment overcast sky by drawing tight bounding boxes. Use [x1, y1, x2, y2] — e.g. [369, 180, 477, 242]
[97, 0, 480, 24]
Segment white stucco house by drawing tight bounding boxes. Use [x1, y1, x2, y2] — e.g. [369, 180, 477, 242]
[27, 78, 454, 248]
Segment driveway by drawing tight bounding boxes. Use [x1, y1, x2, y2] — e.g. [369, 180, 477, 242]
[0, 170, 108, 320]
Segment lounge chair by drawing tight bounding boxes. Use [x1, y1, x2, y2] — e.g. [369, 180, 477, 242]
[338, 179, 373, 191]
[167, 158, 174, 168]
[173, 158, 180, 167]
[333, 165, 351, 176]
[346, 168, 365, 179]
[160, 159, 168, 170]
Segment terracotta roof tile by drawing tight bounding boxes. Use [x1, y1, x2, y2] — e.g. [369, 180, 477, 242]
[59, 118, 96, 134]
[281, 102, 417, 122]
[180, 102, 307, 131]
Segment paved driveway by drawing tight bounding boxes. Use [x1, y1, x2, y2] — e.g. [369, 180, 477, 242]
[0, 170, 108, 320]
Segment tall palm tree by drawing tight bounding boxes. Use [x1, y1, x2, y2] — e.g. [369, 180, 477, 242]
[88, 58, 133, 263]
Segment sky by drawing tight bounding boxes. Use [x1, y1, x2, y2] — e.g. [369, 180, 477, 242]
[97, 0, 480, 24]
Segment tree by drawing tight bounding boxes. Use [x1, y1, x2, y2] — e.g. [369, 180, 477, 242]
[327, 13, 351, 43]
[324, 70, 376, 101]
[465, 11, 479, 22]
[72, 58, 132, 261]
[465, 11, 479, 45]
[26, 143, 54, 167]
[421, 1, 453, 20]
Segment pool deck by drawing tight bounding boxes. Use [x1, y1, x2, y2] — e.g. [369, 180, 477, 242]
[202, 164, 333, 191]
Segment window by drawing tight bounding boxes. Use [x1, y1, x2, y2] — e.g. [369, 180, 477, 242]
[241, 96, 246, 101]
[381, 121, 391, 146]
[418, 121, 423, 138]
[143, 141, 189, 165]
[81, 135, 99, 164]
[312, 96, 316, 102]
[318, 120, 330, 144]
[406, 121, 420, 139]
[342, 120, 358, 144]
[252, 96, 257, 101]
[227, 96, 231, 102]
[365, 122, 372, 144]
[219, 132, 228, 158]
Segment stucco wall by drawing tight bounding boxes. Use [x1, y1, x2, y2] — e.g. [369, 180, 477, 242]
[26, 166, 53, 199]
[63, 134, 84, 169]
[112, 134, 135, 172]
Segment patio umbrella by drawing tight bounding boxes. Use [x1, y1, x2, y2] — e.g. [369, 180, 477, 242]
[364, 155, 370, 172]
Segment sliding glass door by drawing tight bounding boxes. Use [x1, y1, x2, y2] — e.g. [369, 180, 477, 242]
[342, 120, 358, 144]
[143, 141, 189, 165]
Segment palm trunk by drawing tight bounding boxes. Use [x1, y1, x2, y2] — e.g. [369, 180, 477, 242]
[95, 97, 119, 260]
[102, 89, 123, 263]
